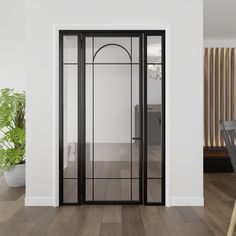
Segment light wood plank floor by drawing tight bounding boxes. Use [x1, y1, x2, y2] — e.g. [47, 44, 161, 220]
[1, 172, 236, 235]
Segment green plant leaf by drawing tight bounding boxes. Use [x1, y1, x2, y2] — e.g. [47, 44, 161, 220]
[0, 88, 25, 171]
[4, 128, 25, 145]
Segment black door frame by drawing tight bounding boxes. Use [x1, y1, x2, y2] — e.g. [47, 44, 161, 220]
[59, 30, 165, 206]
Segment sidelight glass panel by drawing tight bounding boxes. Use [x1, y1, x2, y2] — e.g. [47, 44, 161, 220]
[147, 179, 162, 202]
[63, 36, 78, 63]
[62, 35, 78, 203]
[63, 179, 78, 203]
[146, 35, 163, 203]
[147, 36, 162, 63]
[147, 64, 162, 179]
[63, 65, 78, 179]
[148, 65, 162, 83]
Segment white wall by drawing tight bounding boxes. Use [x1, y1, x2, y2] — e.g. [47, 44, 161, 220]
[0, 0, 26, 91]
[204, 0, 236, 40]
[25, 0, 203, 206]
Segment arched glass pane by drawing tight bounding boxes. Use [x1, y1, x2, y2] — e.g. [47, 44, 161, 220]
[93, 37, 131, 63]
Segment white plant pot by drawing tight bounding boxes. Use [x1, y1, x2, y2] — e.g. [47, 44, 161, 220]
[4, 163, 25, 187]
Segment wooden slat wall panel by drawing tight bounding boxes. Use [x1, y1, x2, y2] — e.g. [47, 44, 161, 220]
[210, 49, 214, 146]
[226, 48, 230, 120]
[204, 47, 235, 148]
[204, 48, 209, 147]
[231, 48, 235, 120]
[215, 48, 219, 147]
[220, 48, 225, 146]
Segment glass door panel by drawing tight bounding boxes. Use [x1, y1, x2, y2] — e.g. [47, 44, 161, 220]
[85, 36, 141, 203]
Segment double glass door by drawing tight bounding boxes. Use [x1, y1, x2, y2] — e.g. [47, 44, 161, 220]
[59, 31, 165, 205]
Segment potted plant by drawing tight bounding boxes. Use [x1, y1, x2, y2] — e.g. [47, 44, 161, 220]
[0, 88, 26, 187]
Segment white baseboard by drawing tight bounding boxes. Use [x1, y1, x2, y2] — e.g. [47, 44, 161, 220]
[170, 196, 204, 206]
[24, 196, 204, 207]
[25, 196, 54, 206]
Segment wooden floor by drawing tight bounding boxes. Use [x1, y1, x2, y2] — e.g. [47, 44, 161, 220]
[1, 173, 236, 235]
[64, 143, 162, 203]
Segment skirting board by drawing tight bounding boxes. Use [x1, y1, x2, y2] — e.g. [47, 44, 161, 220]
[170, 197, 204, 206]
[25, 196, 204, 207]
[25, 196, 54, 206]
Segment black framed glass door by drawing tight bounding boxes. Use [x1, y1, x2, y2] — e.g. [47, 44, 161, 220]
[59, 30, 165, 205]
[84, 34, 142, 204]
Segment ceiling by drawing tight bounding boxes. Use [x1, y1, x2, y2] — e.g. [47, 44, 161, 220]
[204, 0, 236, 40]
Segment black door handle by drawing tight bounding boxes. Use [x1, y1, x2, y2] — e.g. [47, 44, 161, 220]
[132, 137, 142, 140]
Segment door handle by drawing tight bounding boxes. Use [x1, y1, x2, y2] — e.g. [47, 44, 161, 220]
[132, 137, 142, 140]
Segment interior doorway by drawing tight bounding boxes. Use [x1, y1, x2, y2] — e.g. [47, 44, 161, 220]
[59, 30, 165, 205]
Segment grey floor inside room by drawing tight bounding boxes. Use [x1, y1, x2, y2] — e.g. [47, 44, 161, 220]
[0, 171, 236, 235]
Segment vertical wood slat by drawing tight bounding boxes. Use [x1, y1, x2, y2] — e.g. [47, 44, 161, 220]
[215, 48, 219, 147]
[220, 48, 225, 146]
[210, 49, 214, 147]
[204, 48, 209, 147]
[204, 47, 235, 148]
[231, 48, 235, 120]
[226, 48, 230, 120]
